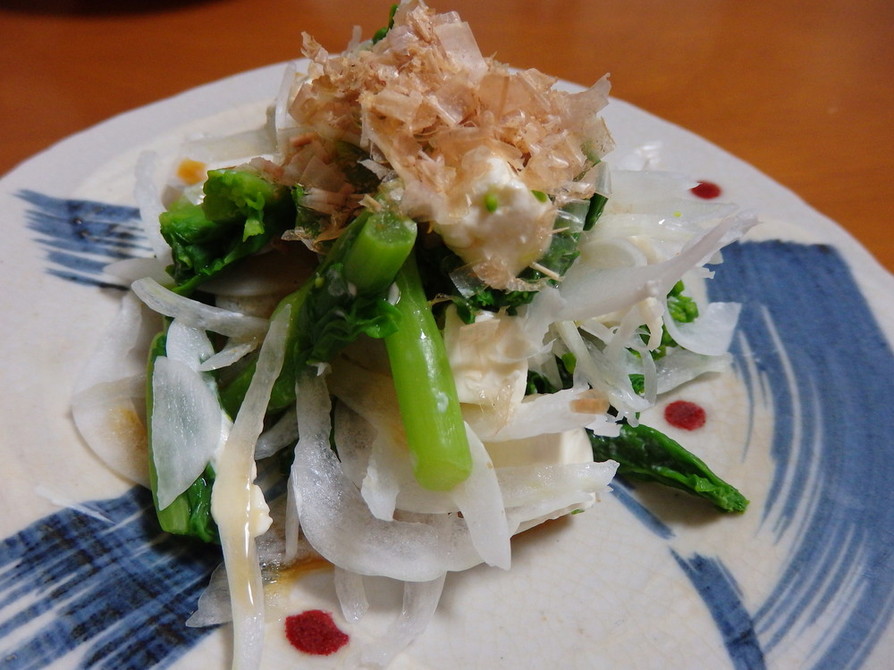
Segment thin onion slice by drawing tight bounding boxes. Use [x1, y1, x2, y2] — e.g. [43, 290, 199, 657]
[289, 374, 485, 581]
[211, 304, 291, 670]
[71, 375, 149, 486]
[134, 151, 172, 264]
[358, 574, 447, 669]
[656, 349, 732, 394]
[334, 567, 369, 623]
[662, 300, 741, 357]
[554, 211, 757, 321]
[72, 292, 158, 485]
[197, 339, 258, 372]
[468, 386, 609, 442]
[151, 356, 225, 509]
[104, 257, 171, 285]
[132, 277, 268, 339]
[164, 319, 215, 369]
[447, 425, 511, 570]
[255, 408, 299, 460]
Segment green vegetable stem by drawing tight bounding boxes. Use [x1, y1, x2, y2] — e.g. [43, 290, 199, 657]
[384, 250, 473, 490]
[220, 206, 418, 417]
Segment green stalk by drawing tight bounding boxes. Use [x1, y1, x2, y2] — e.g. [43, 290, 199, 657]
[219, 207, 417, 417]
[385, 251, 473, 490]
[342, 209, 417, 292]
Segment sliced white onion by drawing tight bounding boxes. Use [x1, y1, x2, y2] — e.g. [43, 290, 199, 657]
[197, 339, 258, 373]
[330, 403, 374, 486]
[179, 127, 275, 166]
[289, 374, 484, 581]
[132, 277, 268, 339]
[198, 247, 313, 298]
[33, 485, 112, 523]
[71, 376, 149, 486]
[554, 320, 650, 418]
[632, 335, 659, 406]
[104, 257, 171, 285]
[555, 211, 757, 321]
[327, 359, 416, 520]
[469, 386, 608, 442]
[211, 304, 291, 670]
[188, 498, 308, 629]
[72, 292, 158, 485]
[587, 413, 622, 437]
[164, 319, 215, 370]
[150, 356, 224, 509]
[186, 563, 231, 627]
[655, 349, 732, 395]
[663, 300, 741, 357]
[334, 567, 369, 623]
[508, 491, 599, 534]
[333, 402, 454, 517]
[360, 433, 405, 521]
[254, 407, 299, 460]
[358, 574, 447, 669]
[290, 373, 438, 578]
[74, 292, 158, 394]
[577, 235, 650, 270]
[447, 425, 511, 570]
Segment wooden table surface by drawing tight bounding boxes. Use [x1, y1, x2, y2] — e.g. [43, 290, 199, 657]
[2, 0, 892, 272]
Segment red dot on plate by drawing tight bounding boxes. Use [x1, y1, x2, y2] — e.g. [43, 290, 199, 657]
[690, 180, 722, 199]
[664, 400, 707, 431]
[285, 609, 349, 656]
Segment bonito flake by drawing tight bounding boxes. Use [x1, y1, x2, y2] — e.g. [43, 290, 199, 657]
[285, 0, 613, 289]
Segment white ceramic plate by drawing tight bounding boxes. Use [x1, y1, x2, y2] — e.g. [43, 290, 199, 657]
[1, 62, 893, 669]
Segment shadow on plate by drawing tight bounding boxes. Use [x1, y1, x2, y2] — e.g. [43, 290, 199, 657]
[0, 0, 219, 15]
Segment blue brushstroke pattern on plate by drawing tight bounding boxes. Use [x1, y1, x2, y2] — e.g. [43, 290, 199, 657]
[3, 192, 893, 668]
[709, 241, 894, 669]
[0, 487, 219, 669]
[19, 189, 146, 290]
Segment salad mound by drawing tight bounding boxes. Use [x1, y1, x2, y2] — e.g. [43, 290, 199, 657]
[71, 1, 755, 667]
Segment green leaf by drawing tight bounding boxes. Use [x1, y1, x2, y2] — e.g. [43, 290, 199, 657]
[159, 168, 297, 294]
[589, 420, 749, 513]
[372, 3, 399, 43]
